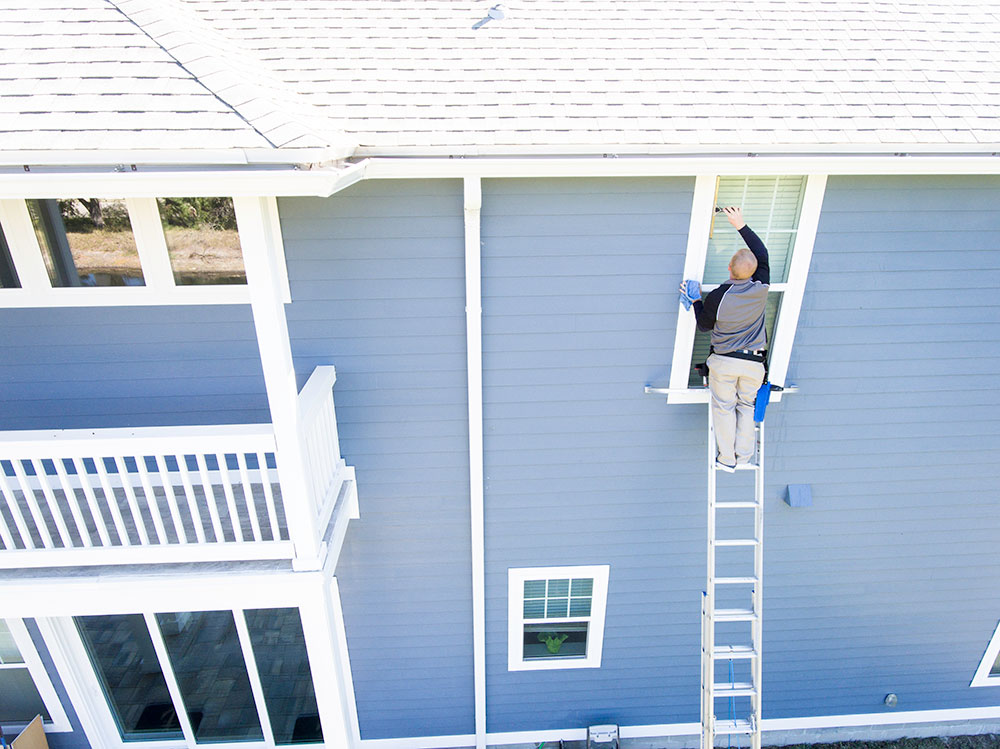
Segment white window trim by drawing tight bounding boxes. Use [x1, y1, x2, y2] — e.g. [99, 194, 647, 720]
[971, 620, 1000, 687]
[507, 565, 610, 672]
[0, 196, 292, 308]
[2, 618, 72, 732]
[665, 174, 827, 404]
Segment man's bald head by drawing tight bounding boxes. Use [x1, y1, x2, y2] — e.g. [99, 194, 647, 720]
[729, 249, 758, 280]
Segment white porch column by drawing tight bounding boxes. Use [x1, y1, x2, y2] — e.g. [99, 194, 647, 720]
[298, 575, 360, 749]
[234, 196, 324, 568]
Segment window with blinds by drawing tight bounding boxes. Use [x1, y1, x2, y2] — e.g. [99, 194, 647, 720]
[508, 565, 609, 670]
[689, 175, 807, 385]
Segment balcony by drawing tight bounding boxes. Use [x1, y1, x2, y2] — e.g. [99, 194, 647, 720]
[0, 366, 357, 569]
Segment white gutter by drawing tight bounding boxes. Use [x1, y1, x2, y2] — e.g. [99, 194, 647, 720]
[363, 153, 1000, 180]
[0, 145, 356, 168]
[0, 160, 369, 199]
[463, 177, 487, 749]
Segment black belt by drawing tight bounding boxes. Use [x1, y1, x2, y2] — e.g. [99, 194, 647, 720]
[711, 347, 767, 363]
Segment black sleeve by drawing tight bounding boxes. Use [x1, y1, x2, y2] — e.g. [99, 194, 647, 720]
[739, 225, 770, 285]
[696, 285, 728, 332]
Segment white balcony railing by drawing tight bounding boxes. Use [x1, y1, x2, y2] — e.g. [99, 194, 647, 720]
[0, 366, 356, 569]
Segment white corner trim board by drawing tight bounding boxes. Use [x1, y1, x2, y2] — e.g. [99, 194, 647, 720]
[357, 706, 1000, 749]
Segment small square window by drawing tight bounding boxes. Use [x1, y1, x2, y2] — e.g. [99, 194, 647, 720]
[508, 565, 610, 671]
[26, 199, 144, 287]
[156, 198, 247, 285]
[970, 620, 1000, 687]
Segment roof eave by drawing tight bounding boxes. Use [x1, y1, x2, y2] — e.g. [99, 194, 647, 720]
[1, 144, 358, 169]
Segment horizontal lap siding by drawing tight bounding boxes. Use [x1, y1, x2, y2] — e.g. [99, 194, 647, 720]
[481, 178, 700, 731]
[0, 305, 267, 429]
[279, 181, 473, 740]
[763, 175, 1000, 716]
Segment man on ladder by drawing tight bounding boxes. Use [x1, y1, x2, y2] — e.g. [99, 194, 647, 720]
[680, 206, 770, 472]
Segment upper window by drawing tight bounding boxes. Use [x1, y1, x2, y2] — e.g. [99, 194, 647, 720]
[156, 197, 247, 285]
[27, 198, 144, 287]
[508, 565, 610, 671]
[0, 619, 70, 731]
[971, 620, 1000, 687]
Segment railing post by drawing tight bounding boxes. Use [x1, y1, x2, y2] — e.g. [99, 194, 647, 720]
[234, 196, 324, 569]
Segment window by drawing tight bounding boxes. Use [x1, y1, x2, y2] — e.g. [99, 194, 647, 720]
[0, 222, 20, 288]
[26, 199, 144, 287]
[971, 620, 1000, 687]
[667, 174, 826, 400]
[76, 608, 322, 745]
[0, 619, 70, 732]
[508, 565, 610, 671]
[156, 197, 247, 285]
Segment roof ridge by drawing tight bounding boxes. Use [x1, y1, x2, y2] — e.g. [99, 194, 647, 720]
[107, 0, 354, 156]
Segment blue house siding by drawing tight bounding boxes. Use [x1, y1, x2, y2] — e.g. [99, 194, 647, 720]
[761, 174, 1000, 717]
[480, 177, 704, 731]
[0, 305, 268, 430]
[278, 180, 474, 740]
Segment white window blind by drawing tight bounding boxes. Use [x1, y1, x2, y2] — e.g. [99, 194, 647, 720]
[704, 175, 806, 284]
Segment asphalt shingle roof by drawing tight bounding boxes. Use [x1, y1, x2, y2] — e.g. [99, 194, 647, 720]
[2, 0, 999, 160]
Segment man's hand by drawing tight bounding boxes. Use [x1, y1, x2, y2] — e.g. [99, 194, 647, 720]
[722, 206, 746, 230]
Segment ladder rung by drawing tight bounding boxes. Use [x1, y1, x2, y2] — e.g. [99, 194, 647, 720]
[734, 463, 758, 471]
[714, 718, 754, 735]
[713, 538, 759, 547]
[712, 645, 757, 659]
[713, 608, 758, 622]
[715, 501, 759, 509]
[713, 681, 756, 697]
[713, 576, 758, 585]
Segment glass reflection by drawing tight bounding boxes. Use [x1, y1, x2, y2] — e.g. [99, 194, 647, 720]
[245, 608, 323, 745]
[156, 198, 246, 285]
[156, 611, 262, 743]
[75, 615, 183, 741]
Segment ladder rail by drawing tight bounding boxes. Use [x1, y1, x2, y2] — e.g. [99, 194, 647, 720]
[702, 402, 763, 749]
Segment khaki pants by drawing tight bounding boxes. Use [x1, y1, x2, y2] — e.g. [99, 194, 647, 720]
[707, 353, 765, 466]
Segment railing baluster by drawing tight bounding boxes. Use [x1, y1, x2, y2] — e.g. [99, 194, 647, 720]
[236, 453, 262, 542]
[114, 455, 151, 546]
[0, 481, 15, 549]
[217, 453, 246, 542]
[72, 457, 111, 547]
[135, 456, 168, 544]
[176, 455, 206, 544]
[195, 453, 225, 543]
[305, 422, 324, 512]
[94, 456, 131, 546]
[13, 459, 55, 548]
[30, 458, 73, 548]
[52, 458, 93, 548]
[256, 451, 281, 542]
[155, 454, 188, 544]
[0, 464, 35, 549]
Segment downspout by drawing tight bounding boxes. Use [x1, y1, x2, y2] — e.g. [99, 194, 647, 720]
[464, 177, 486, 749]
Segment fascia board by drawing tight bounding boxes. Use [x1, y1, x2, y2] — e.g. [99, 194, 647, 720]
[0, 159, 368, 199]
[364, 154, 1000, 179]
[0, 144, 357, 168]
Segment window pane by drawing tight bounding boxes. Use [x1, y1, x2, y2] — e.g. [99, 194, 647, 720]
[689, 293, 782, 386]
[0, 620, 24, 663]
[245, 608, 323, 745]
[991, 651, 1000, 676]
[0, 223, 20, 289]
[0, 668, 50, 723]
[705, 176, 805, 284]
[157, 198, 246, 285]
[569, 598, 592, 617]
[545, 598, 569, 618]
[27, 199, 144, 287]
[523, 622, 588, 660]
[523, 599, 546, 619]
[75, 614, 183, 741]
[546, 579, 569, 597]
[156, 611, 263, 743]
[523, 580, 546, 598]
[570, 579, 593, 597]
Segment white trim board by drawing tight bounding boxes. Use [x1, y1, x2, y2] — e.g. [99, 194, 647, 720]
[357, 706, 1000, 749]
[971, 620, 1000, 687]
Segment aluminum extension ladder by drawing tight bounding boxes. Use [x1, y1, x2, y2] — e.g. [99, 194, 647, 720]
[701, 405, 763, 749]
